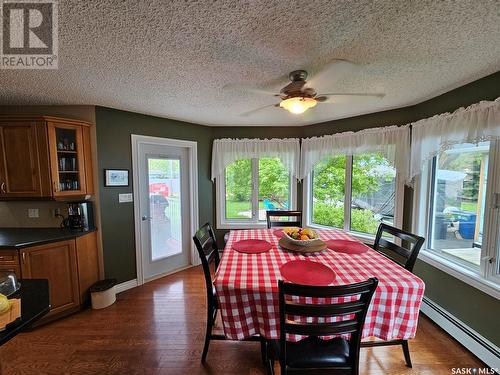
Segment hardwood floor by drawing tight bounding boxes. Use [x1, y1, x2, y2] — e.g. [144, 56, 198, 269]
[0, 266, 484, 374]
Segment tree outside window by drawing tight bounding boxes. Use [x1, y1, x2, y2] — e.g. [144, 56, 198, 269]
[312, 153, 396, 235]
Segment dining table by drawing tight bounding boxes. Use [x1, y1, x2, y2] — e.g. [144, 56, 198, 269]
[214, 228, 425, 342]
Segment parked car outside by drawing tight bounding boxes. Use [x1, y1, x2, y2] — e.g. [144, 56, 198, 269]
[149, 183, 170, 198]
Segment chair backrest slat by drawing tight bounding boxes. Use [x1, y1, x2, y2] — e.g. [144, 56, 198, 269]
[279, 278, 378, 372]
[266, 210, 302, 229]
[377, 238, 412, 259]
[285, 300, 366, 317]
[285, 319, 359, 336]
[378, 224, 421, 243]
[373, 223, 425, 272]
[281, 280, 374, 298]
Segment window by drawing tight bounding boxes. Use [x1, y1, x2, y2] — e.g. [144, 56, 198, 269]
[428, 142, 490, 269]
[311, 155, 346, 229]
[415, 140, 500, 291]
[218, 157, 295, 228]
[225, 159, 252, 220]
[309, 152, 400, 237]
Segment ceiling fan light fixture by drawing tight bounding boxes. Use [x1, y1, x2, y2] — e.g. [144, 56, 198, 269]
[279, 97, 317, 114]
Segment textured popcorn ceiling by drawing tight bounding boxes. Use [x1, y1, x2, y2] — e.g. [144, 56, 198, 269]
[1, 1, 499, 126]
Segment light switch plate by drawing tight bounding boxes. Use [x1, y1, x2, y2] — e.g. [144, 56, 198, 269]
[28, 208, 39, 218]
[119, 193, 133, 203]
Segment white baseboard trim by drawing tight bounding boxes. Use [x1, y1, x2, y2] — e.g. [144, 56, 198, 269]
[115, 279, 138, 294]
[421, 297, 500, 370]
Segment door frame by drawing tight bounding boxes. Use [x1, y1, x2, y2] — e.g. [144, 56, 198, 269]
[131, 134, 199, 286]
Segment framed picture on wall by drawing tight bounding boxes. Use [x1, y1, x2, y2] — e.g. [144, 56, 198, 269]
[104, 169, 129, 187]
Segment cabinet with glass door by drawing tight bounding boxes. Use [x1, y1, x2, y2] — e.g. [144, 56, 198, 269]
[48, 122, 88, 197]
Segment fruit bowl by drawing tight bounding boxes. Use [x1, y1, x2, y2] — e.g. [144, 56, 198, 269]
[282, 227, 319, 246]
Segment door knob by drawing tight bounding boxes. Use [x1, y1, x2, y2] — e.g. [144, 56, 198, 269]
[142, 215, 151, 221]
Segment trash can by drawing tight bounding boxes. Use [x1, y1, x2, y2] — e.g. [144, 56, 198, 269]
[90, 279, 117, 309]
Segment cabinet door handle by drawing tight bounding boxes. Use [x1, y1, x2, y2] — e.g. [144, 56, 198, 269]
[22, 252, 26, 264]
[0, 182, 5, 194]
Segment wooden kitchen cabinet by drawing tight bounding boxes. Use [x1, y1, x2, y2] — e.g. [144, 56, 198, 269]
[0, 122, 52, 198]
[47, 122, 87, 196]
[0, 116, 94, 200]
[75, 231, 100, 304]
[20, 240, 80, 318]
[0, 249, 21, 278]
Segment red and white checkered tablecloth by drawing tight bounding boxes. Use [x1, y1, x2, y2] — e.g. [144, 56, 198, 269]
[214, 228, 425, 341]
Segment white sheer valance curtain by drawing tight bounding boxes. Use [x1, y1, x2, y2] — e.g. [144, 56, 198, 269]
[211, 138, 301, 181]
[410, 97, 500, 180]
[300, 125, 411, 182]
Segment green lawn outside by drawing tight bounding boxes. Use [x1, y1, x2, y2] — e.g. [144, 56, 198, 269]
[226, 200, 252, 218]
[226, 200, 283, 219]
[461, 201, 478, 212]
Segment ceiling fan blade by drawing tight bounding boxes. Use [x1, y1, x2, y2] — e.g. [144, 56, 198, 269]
[239, 104, 279, 117]
[317, 93, 385, 103]
[307, 59, 360, 90]
[223, 83, 280, 96]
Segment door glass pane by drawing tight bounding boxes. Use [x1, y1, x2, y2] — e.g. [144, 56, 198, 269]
[258, 158, 290, 220]
[351, 152, 396, 235]
[312, 155, 346, 229]
[429, 142, 490, 268]
[55, 128, 80, 191]
[148, 158, 182, 260]
[225, 159, 252, 219]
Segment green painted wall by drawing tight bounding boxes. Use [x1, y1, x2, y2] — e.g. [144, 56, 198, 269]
[96, 71, 500, 345]
[413, 261, 500, 344]
[96, 107, 213, 283]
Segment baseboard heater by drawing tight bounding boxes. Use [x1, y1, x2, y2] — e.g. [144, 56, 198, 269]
[420, 297, 500, 370]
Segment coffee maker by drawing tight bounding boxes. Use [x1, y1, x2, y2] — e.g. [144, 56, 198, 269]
[65, 201, 95, 230]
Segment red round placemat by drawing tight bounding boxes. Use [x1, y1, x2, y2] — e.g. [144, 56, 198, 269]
[280, 260, 336, 286]
[326, 239, 369, 254]
[273, 229, 285, 238]
[233, 239, 272, 254]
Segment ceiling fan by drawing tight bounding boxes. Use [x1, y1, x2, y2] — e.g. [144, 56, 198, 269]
[225, 60, 385, 116]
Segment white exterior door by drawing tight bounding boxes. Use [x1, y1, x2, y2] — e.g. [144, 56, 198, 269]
[133, 136, 196, 282]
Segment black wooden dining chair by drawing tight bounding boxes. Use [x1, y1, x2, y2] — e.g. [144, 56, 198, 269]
[266, 210, 302, 229]
[267, 278, 378, 375]
[193, 223, 266, 363]
[361, 223, 425, 368]
[193, 223, 223, 362]
[372, 223, 425, 273]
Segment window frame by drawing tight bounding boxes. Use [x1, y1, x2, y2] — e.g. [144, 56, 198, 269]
[413, 140, 500, 299]
[216, 157, 297, 229]
[303, 153, 405, 244]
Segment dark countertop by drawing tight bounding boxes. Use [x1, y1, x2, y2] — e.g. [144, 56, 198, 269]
[0, 227, 96, 249]
[0, 279, 50, 346]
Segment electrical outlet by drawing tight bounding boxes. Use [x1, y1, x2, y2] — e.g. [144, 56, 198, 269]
[119, 193, 133, 203]
[28, 208, 39, 218]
